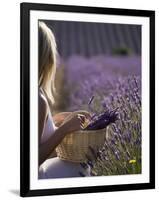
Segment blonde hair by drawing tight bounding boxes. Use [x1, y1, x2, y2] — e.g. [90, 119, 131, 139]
[38, 21, 58, 107]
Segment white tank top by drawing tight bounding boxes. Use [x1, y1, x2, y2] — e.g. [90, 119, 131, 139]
[39, 88, 57, 144]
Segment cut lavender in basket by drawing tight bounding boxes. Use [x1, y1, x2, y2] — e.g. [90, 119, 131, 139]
[84, 108, 119, 130]
[84, 95, 119, 130]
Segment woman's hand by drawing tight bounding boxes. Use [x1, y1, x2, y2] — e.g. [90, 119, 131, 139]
[73, 110, 92, 120]
[61, 113, 86, 133]
[53, 112, 72, 127]
[53, 110, 91, 128]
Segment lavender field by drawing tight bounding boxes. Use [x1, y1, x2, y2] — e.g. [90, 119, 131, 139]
[55, 55, 141, 176]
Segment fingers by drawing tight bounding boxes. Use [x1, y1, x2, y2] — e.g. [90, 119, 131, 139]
[77, 114, 87, 130]
[80, 122, 84, 129]
[74, 110, 92, 120]
[77, 114, 84, 129]
[77, 114, 86, 123]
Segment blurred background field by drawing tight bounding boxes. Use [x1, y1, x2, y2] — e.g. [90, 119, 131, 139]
[42, 20, 141, 176]
[44, 20, 141, 57]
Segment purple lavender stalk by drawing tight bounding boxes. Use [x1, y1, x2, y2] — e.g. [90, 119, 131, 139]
[88, 95, 95, 105]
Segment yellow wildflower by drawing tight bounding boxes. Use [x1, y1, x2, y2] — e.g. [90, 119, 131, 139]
[129, 159, 136, 164]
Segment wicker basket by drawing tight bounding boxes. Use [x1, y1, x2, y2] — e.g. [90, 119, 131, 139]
[55, 128, 107, 163]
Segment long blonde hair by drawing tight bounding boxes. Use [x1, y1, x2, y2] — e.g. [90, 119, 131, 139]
[38, 21, 58, 108]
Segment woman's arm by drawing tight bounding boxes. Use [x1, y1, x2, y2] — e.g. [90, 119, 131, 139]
[39, 122, 70, 166]
[38, 95, 67, 166]
[39, 102, 85, 165]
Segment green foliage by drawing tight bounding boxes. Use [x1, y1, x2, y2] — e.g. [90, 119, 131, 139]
[112, 46, 132, 56]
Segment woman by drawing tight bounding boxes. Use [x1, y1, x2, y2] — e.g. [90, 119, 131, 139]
[38, 22, 91, 178]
